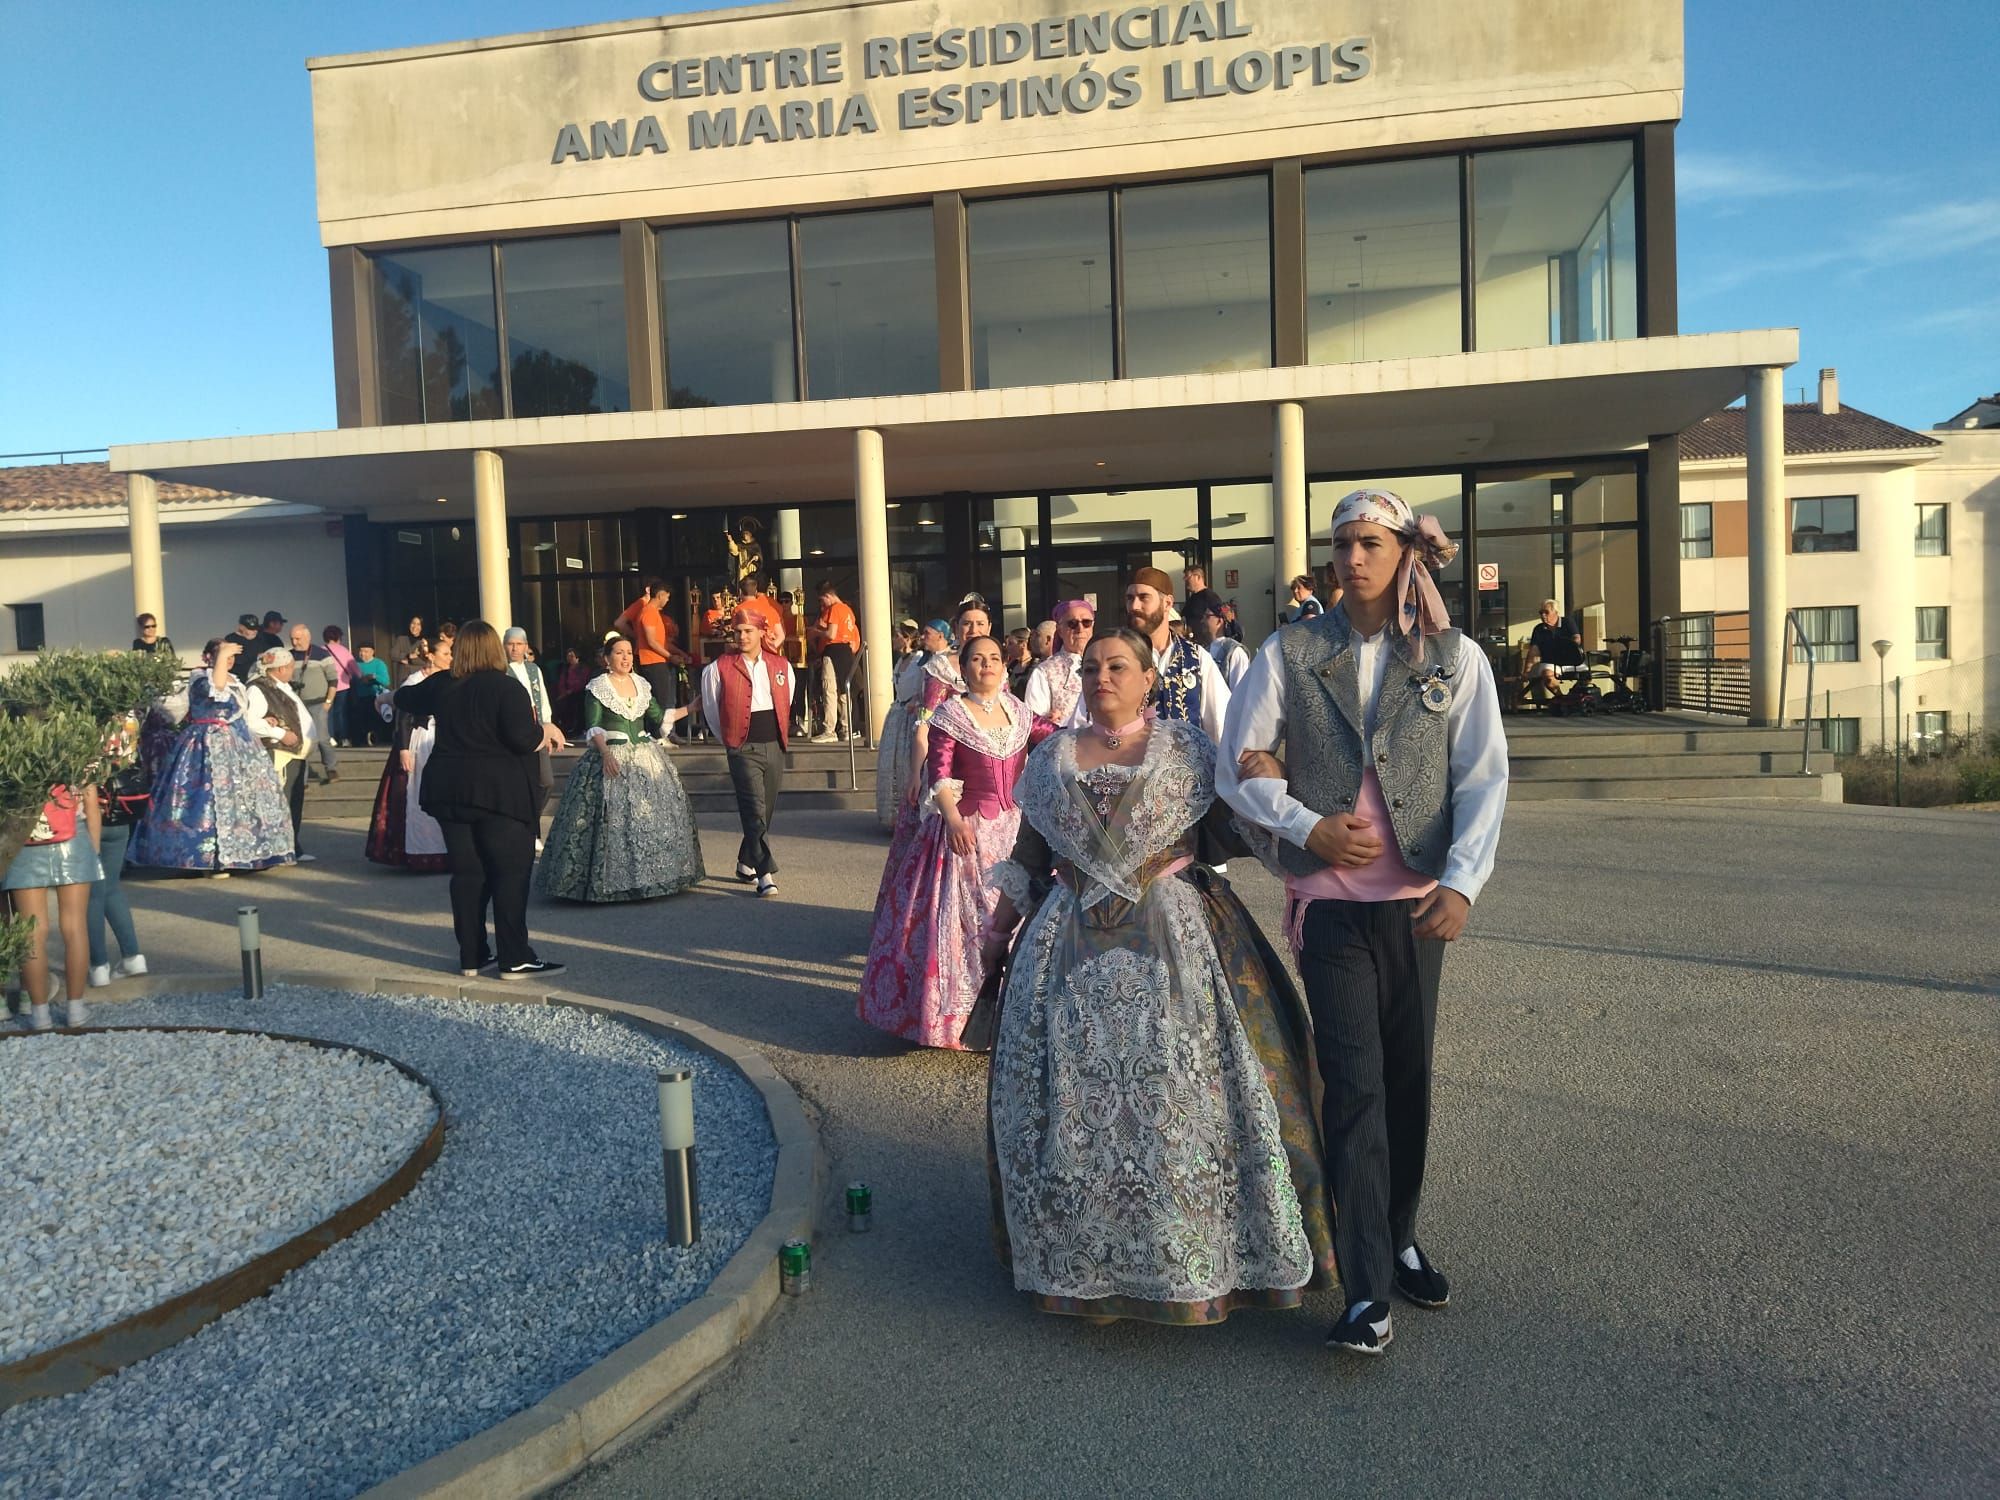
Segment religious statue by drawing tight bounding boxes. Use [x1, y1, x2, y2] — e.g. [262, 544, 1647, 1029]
[724, 517, 764, 598]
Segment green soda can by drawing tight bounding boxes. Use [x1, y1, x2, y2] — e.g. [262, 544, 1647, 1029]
[846, 1181, 872, 1233]
[780, 1238, 811, 1295]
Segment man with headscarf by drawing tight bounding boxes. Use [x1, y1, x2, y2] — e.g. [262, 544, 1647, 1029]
[246, 645, 315, 861]
[699, 607, 795, 898]
[1217, 487, 1508, 1359]
[1116, 566, 1230, 744]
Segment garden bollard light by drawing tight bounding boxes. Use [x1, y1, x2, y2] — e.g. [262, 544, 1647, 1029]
[659, 1070, 700, 1246]
[238, 906, 263, 999]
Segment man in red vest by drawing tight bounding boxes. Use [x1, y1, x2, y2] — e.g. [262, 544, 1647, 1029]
[698, 607, 793, 897]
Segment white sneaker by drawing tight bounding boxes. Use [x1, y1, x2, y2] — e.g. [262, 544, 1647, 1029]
[27, 1003, 52, 1032]
[88, 965, 113, 989]
[295, 852, 318, 864]
[65, 999, 88, 1027]
[808, 732, 836, 744]
[114, 955, 148, 978]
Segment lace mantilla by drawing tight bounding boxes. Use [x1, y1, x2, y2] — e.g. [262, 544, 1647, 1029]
[1016, 721, 1215, 908]
[930, 693, 1030, 758]
[587, 672, 653, 720]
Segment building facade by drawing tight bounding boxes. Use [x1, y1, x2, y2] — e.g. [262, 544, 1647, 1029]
[1678, 372, 2000, 749]
[106, 0, 1804, 732]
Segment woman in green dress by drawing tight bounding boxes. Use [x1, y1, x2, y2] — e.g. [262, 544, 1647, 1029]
[536, 635, 704, 902]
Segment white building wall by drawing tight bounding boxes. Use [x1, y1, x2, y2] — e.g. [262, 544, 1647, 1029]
[0, 515, 351, 666]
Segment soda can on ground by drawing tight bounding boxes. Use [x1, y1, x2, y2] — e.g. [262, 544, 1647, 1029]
[846, 1181, 872, 1233]
[780, 1238, 812, 1295]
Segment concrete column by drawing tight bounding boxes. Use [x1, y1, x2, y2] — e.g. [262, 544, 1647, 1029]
[854, 429, 893, 743]
[1272, 401, 1308, 631]
[1745, 366, 1786, 725]
[127, 472, 165, 634]
[472, 449, 512, 633]
[774, 508, 803, 598]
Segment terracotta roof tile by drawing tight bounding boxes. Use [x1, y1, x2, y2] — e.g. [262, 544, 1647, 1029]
[0, 461, 255, 514]
[1681, 404, 1941, 462]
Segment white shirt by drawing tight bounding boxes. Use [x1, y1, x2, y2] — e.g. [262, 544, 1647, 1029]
[508, 660, 551, 722]
[1023, 651, 1079, 719]
[699, 652, 775, 738]
[1207, 636, 1251, 690]
[1217, 625, 1509, 904]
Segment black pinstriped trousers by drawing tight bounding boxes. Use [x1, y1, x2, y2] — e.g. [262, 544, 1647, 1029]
[1294, 897, 1445, 1307]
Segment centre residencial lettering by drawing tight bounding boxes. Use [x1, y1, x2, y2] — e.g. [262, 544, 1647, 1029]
[550, 2, 1372, 164]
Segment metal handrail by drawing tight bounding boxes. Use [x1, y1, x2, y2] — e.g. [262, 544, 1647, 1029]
[1778, 610, 1816, 774]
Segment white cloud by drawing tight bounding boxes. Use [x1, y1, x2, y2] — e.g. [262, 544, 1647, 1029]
[1684, 196, 2000, 300]
[1677, 152, 1872, 205]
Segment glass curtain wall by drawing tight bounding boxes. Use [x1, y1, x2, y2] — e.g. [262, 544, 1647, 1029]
[1122, 176, 1272, 378]
[1473, 142, 1638, 350]
[1309, 473, 1465, 624]
[514, 517, 644, 658]
[372, 246, 504, 424]
[968, 193, 1114, 387]
[797, 208, 939, 399]
[1306, 157, 1463, 363]
[659, 220, 797, 406]
[501, 234, 630, 417]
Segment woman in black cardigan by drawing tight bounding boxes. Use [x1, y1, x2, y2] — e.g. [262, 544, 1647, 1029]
[395, 620, 568, 978]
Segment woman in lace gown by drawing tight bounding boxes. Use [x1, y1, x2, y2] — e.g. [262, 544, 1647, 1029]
[366, 639, 451, 872]
[129, 639, 295, 874]
[537, 636, 702, 902]
[979, 627, 1336, 1324]
[857, 635, 1043, 1049]
[873, 622, 939, 831]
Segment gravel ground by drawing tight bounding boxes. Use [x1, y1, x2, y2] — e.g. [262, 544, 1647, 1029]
[1, 1029, 436, 1365]
[0, 987, 777, 1500]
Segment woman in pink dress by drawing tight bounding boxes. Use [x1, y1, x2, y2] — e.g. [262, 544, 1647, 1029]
[857, 635, 1040, 1050]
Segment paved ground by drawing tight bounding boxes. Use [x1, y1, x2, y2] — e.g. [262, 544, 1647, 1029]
[93, 796, 1999, 1499]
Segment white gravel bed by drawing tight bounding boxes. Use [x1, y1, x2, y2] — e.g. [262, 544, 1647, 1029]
[1, 1029, 437, 1366]
[0, 987, 777, 1500]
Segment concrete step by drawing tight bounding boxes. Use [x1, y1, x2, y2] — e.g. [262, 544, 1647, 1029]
[1505, 726, 1814, 757]
[1511, 751, 1837, 779]
[1508, 773, 1832, 802]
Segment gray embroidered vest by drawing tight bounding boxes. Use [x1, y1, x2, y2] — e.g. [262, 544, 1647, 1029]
[1274, 611, 1460, 881]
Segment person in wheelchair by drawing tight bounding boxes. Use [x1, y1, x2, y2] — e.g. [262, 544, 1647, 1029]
[1523, 598, 1585, 707]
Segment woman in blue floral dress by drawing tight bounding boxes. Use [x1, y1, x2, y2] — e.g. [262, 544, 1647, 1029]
[128, 638, 295, 873]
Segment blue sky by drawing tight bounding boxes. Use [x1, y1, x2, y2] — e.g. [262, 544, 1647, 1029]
[0, 0, 1992, 455]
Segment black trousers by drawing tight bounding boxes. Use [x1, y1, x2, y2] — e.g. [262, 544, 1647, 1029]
[440, 815, 536, 969]
[638, 661, 677, 716]
[726, 739, 783, 875]
[533, 746, 554, 818]
[279, 759, 306, 851]
[1295, 897, 1445, 1307]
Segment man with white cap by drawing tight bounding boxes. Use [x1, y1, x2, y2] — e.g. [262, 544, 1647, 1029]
[246, 644, 315, 861]
[502, 628, 560, 849]
[1219, 487, 1508, 1358]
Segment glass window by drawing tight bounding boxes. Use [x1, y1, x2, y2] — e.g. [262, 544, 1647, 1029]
[1306, 157, 1463, 363]
[1916, 606, 1948, 660]
[798, 208, 938, 399]
[1473, 142, 1638, 351]
[1121, 176, 1272, 378]
[1791, 496, 1857, 553]
[372, 245, 503, 423]
[9, 601, 45, 653]
[501, 234, 629, 417]
[1672, 614, 1716, 653]
[660, 220, 797, 407]
[1819, 716, 1859, 755]
[1913, 710, 1950, 752]
[1310, 473, 1463, 549]
[1474, 465, 1637, 533]
[1210, 540, 1278, 648]
[1210, 482, 1274, 540]
[1680, 503, 1714, 559]
[1792, 605, 1858, 662]
[969, 193, 1113, 388]
[1915, 503, 1949, 556]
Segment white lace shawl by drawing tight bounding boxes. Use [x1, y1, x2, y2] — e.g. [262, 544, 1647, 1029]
[922, 693, 1030, 819]
[586, 672, 653, 741]
[1012, 719, 1215, 909]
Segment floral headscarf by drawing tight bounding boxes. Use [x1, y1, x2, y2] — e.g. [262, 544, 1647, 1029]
[1328, 488, 1459, 641]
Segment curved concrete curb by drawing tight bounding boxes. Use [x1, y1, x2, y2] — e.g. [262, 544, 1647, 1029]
[59, 971, 820, 1500]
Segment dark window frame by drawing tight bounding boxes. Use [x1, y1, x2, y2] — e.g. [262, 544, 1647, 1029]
[1791, 604, 1859, 662]
[1790, 495, 1858, 554]
[1915, 503, 1949, 557]
[1679, 501, 1713, 559]
[9, 601, 45, 653]
[1915, 605, 1949, 661]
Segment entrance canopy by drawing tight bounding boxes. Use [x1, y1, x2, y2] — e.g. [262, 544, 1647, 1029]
[112, 331, 1796, 519]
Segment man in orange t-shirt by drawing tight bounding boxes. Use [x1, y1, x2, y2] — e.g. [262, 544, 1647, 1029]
[616, 579, 688, 723]
[807, 579, 861, 742]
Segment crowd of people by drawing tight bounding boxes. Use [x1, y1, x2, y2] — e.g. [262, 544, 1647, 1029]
[851, 493, 1508, 1355]
[7, 496, 1506, 1359]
